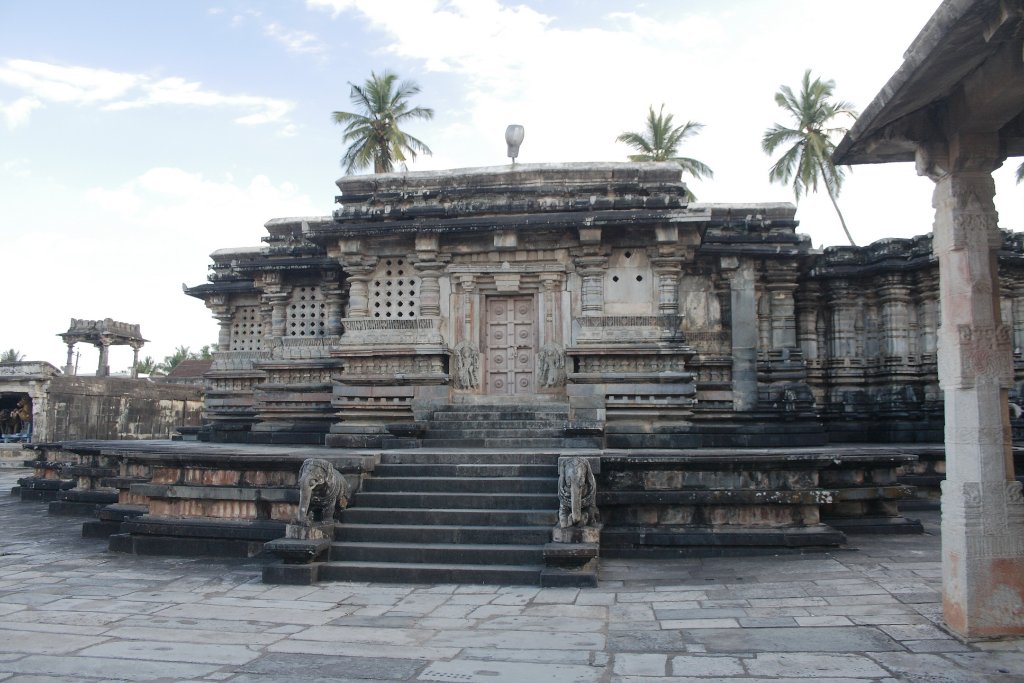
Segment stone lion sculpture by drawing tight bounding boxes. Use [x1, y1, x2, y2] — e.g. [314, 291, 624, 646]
[296, 458, 350, 524]
[557, 456, 599, 528]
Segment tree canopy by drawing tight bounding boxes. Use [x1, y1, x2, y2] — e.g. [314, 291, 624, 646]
[0, 349, 24, 363]
[332, 70, 434, 174]
[616, 104, 713, 201]
[762, 70, 858, 246]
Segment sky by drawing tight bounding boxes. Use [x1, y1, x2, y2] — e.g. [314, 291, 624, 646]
[2, 0, 1021, 374]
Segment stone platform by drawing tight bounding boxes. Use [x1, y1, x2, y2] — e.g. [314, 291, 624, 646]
[20, 440, 928, 587]
[1, 467, 1021, 681]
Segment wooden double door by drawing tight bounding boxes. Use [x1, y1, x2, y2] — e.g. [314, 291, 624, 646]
[484, 295, 536, 396]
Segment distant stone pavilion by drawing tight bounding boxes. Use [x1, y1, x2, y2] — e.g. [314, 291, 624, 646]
[185, 161, 1024, 448]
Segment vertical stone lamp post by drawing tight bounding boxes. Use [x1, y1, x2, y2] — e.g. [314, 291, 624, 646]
[834, 0, 1024, 637]
[505, 125, 524, 164]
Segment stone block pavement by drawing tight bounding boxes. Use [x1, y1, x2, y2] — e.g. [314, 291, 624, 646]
[1, 468, 1021, 682]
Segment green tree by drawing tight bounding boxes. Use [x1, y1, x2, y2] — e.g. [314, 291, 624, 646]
[0, 349, 24, 362]
[134, 356, 158, 375]
[158, 345, 193, 373]
[762, 70, 858, 246]
[197, 345, 214, 360]
[616, 104, 714, 201]
[332, 70, 434, 174]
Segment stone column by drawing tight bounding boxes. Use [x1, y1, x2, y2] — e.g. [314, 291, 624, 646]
[130, 343, 141, 379]
[918, 134, 1024, 637]
[721, 256, 758, 411]
[96, 338, 110, 377]
[64, 343, 76, 375]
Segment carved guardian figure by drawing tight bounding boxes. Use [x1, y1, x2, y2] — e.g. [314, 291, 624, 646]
[296, 458, 349, 524]
[558, 456, 599, 528]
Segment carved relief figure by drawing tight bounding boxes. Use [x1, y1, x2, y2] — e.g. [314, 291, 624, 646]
[537, 343, 566, 387]
[295, 458, 350, 523]
[452, 340, 480, 389]
[558, 456, 599, 528]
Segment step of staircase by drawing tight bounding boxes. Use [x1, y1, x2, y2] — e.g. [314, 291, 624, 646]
[417, 402, 594, 450]
[321, 447, 561, 585]
[318, 561, 543, 585]
[363, 476, 556, 494]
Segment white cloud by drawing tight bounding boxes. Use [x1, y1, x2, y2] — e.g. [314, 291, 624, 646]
[264, 22, 328, 57]
[0, 59, 295, 129]
[0, 96, 43, 129]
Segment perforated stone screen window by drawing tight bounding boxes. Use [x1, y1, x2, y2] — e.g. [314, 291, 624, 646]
[230, 306, 264, 351]
[371, 259, 419, 319]
[288, 286, 327, 336]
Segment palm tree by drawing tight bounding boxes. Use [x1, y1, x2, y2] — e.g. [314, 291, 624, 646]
[616, 104, 713, 201]
[158, 345, 194, 373]
[332, 70, 434, 174]
[0, 349, 23, 362]
[134, 356, 158, 375]
[762, 70, 858, 246]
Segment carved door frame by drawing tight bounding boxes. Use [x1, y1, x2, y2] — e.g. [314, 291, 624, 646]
[483, 294, 537, 396]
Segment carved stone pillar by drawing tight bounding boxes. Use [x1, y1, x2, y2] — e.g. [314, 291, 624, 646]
[64, 343, 75, 375]
[918, 134, 1024, 637]
[209, 295, 232, 352]
[344, 266, 372, 319]
[96, 338, 110, 377]
[878, 274, 913, 364]
[651, 258, 682, 316]
[827, 280, 859, 363]
[721, 256, 758, 411]
[575, 257, 607, 316]
[540, 273, 564, 346]
[766, 266, 798, 350]
[130, 343, 142, 379]
[795, 283, 821, 363]
[321, 273, 344, 337]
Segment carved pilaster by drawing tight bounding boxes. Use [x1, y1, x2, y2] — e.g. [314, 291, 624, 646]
[575, 257, 608, 316]
[878, 273, 913, 364]
[650, 257, 683, 317]
[766, 265, 798, 351]
[721, 256, 758, 411]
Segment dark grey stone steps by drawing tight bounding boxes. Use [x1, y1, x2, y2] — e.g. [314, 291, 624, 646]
[423, 428, 566, 438]
[362, 476, 555, 494]
[335, 523, 551, 545]
[318, 561, 542, 585]
[340, 507, 558, 526]
[353, 491, 558, 509]
[425, 419, 566, 428]
[372, 463, 558, 477]
[378, 451, 566, 465]
[420, 437, 570, 448]
[331, 541, 544, 565]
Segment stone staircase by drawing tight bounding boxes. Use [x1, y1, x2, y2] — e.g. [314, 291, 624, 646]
[319, 449, 561, 584]
[417, 402, 601, 449]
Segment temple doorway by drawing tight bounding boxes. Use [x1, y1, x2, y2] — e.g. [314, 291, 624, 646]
[484, 295, 536, 396]
[0, 392, 31, 440]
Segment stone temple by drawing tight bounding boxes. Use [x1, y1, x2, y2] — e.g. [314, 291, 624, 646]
[34, 160, 1024, 587]
[185, 161, 1024, 449]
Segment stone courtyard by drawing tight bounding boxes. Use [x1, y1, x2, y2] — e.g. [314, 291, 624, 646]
[2, 466, 1021, 682]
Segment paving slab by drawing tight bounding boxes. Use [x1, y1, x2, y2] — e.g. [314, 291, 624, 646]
[0, 467, 1022, 682]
